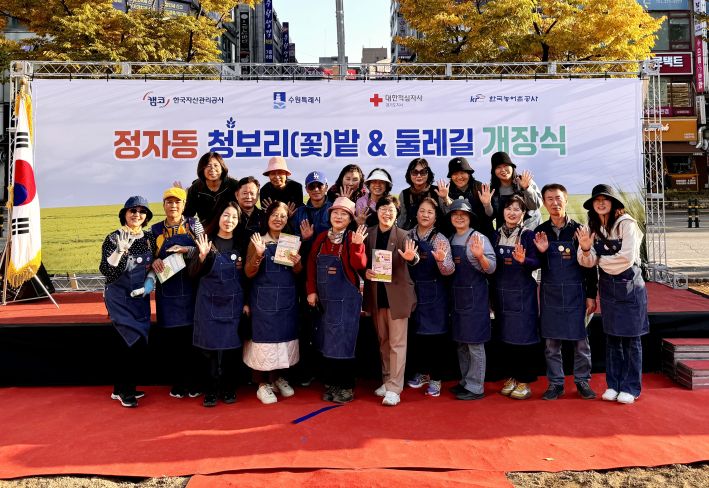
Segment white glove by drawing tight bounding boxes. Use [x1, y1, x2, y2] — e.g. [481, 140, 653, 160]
[116, 229, 131, 254]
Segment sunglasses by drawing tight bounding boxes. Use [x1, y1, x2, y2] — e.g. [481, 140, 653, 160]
[410, 169, 429, 177]
[128, 208, 148, 215]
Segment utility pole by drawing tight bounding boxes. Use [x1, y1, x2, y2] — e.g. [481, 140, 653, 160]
[335, 0, 346, 80]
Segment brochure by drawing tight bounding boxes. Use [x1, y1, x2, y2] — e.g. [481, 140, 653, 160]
[274, 233, 301, 267]
[371, 249, 393, 282]
[156, 253, 186, 284]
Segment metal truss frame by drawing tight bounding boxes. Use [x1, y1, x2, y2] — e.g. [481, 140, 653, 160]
[7, 59, 685, 290]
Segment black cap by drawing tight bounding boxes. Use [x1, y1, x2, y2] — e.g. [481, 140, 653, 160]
[491, 151, 516, 169]
[583, 184, 625, 210]
[444, 197, 478, 229]
[447, 157, 475, 178]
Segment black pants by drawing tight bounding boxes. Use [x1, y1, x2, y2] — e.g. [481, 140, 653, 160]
[323, 357, 355, 390]
[112, 327, 146, 395]
[409, 332, 448, 381]
[204, 348, 240, 393]
[290, 280, 320, 382]
[502, 342, 538, 384]
[159, 325, 201, 392]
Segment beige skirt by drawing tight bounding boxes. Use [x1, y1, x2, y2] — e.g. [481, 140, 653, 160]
[243, 339, 300, 371]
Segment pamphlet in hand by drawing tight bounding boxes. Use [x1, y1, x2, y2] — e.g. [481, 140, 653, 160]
[274, 233, 301, 267]
[156, 253, 186, 284]
[371, 250, 393, 283]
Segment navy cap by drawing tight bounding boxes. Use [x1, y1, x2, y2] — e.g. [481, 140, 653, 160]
[305, 171, 327, 186]
[119, 195, 153, 222]
[444, 196, 478, 229]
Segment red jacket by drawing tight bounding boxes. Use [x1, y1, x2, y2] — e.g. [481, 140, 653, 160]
[306, 230, 367, 295]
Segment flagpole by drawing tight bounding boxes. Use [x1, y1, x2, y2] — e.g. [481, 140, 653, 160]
[2, 75, 20, 307]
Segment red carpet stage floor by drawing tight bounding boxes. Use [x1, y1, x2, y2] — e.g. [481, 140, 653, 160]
[1, 283, 708, 326]
[1, 375, 709, 480]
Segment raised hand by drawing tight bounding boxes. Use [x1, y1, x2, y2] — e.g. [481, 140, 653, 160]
[173, 181, 183, 189]
[251, 233, 266, 256]
[434, 179, 450, 201]
[478, 183, 496, 206]
[116, 229, 131, 253]
[336, 185, 354, 200]
[533, 231, 548, 253]
[575, 226, 595, 251]
[300, 219, 314, 240]
[351, 224, 369, 245]
[354, 206, 371, 227]
[512, 243, 526, 264]
[152, 258, 165, 274]
[261, 197, 273, 209]
[431, 239, 449, 262]
[518, 170, 533, 190]
[196, 234, 212, 262]
[469, 233, 485, 259]
[287, 202, 297, 218]
[398, 239, 419, 261]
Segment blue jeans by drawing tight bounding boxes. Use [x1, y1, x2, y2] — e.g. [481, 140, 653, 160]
[605, 335, 642, 397]
[456, 343, 486, 395]
[545, 338, 592, 386]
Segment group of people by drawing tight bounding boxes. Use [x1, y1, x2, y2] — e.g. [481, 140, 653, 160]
[100, 151, 649, 409]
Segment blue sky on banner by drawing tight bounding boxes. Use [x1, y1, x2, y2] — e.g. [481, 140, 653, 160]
[273, 0, 391, 63]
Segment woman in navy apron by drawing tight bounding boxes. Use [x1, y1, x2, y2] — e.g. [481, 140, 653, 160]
[243, 201, 302, 405]
[148, 187, 203, 399]
[577, 184, 649, 405]
[188, 202, 250, 407]
[406, 197, 454, 397]
[439, 157, 494, 239]
[492, 195, 541, 400]
[99, 196, 156, 408]
[445, 198, 497, 400]
[306, 197, 368, 403]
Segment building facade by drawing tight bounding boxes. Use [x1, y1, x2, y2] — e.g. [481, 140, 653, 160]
[390, 1, 420, 63]
[235, 2, 296, 64]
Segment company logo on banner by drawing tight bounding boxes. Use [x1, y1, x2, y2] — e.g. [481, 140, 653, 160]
[32, 80, 643, 207]
[264, 0, 273, 63]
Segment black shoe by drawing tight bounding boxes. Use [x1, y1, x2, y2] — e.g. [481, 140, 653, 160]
[450, 384, 467, 395]
[221, 390, 237, 404]
[322, 386, 338, 402]
[456, 390, 485, 401]
[112, 390, 145, 400]
[542, 384, 565, 401]
[118, 392, 138, 408]
[134, 390, 146, 399]
[575, 382, 597, 400]
[203, 392, 218, 407]
[333, 388, 354, 403]
[170, 387, 187, 399]
[188, 391, 203, 398]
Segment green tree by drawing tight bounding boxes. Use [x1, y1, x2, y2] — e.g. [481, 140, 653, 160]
[0, 0, 262, 70]
[395, 0, 663, 63]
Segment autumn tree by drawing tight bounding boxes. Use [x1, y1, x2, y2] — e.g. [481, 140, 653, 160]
[395, 0, 664, 63]
[0, 0, 262, 71]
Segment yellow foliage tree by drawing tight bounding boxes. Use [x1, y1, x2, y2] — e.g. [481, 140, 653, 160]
[395, 0, 664, 63]
[0, 0, 262, 70]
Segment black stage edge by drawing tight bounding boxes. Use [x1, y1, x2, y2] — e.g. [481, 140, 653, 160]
[2, 310, 709, 387]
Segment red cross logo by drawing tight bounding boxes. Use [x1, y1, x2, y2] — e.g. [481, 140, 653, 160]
[370, 94, 383, 107]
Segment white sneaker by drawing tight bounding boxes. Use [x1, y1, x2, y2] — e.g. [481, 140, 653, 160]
[602, 388, 619, 401]
[375, 384, 387, 397]
[256, 384, 277, 404]
[272, 377, 294, 397]
[382, 391, 400, 406]
[617, 392, 636, 404]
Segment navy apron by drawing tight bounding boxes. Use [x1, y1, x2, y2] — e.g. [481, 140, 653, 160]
[409, 232, 448, 335]
[314, 235, 363, 359]
[251, 243, 299, 343]
[155, 233, 196, 328]
[449, 233, 491, 344]
[539, 239, 587, 340]
[493, 232, 540, 345]
[104, 251, 152, 347]
[193, 248, 244, 350]
[594, 237, 649, 337]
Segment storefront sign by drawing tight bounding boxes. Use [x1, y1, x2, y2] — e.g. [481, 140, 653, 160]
[289, 43, 295, 61]
[651, 52, 694, 75]
[282, 22, 290, 63]
[644, 117, 698, 141]
[264, 0, 273, 63]
[239, 11, 250, 63]
[696, 38, 705, 92]
[636, 0, 689, 10]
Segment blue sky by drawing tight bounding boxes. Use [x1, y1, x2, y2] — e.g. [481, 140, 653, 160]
[271, 0, 391, 63]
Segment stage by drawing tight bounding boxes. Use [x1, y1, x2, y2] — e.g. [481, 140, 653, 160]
[1, 283, 709, 387]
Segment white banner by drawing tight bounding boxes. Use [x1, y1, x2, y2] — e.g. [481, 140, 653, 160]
[33, 79, 643, 207]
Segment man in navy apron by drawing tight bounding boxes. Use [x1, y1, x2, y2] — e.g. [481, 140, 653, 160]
[533, 184, 598, 401]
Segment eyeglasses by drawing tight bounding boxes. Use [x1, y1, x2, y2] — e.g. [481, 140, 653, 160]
[205, 164, 221, 171]
[129, 208, 147, 215]
[410, 169, 428, 177]
[378, 208, 396, 215]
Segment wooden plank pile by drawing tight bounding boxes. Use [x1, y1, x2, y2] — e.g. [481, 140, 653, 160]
[662, 339, 709, 390]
